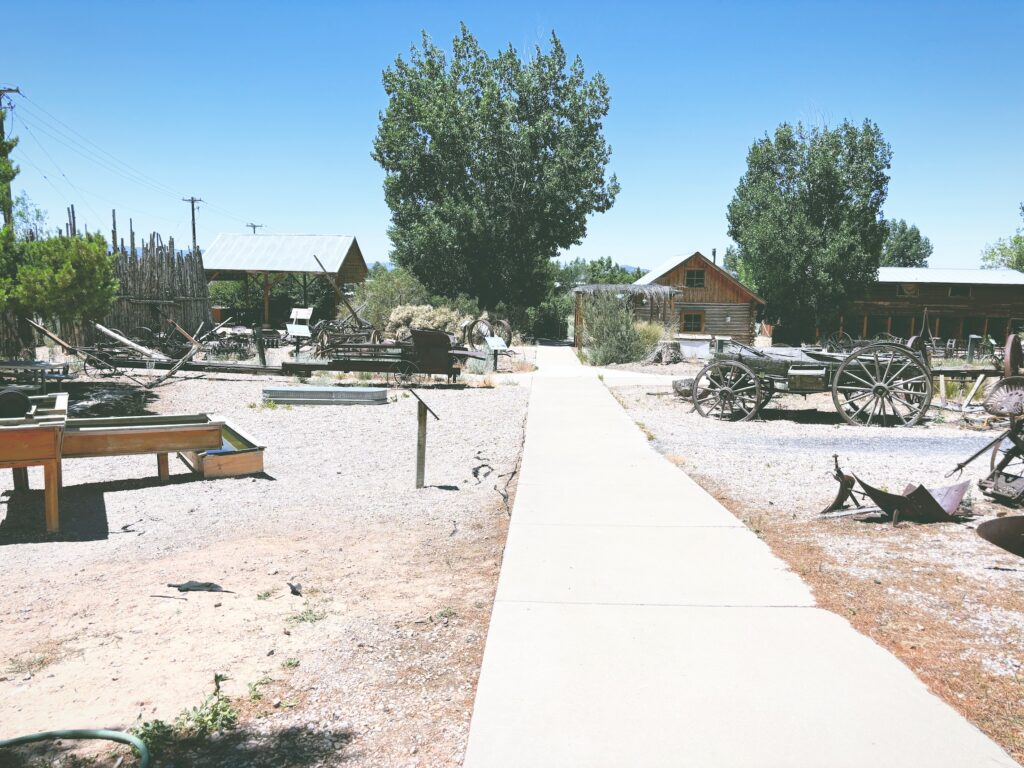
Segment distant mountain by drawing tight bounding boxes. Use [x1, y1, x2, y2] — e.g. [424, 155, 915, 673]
[620, 264, 648, 275]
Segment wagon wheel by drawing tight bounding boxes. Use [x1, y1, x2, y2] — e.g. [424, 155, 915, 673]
[389, 361, 424, 387]
[493, 319, 512, 346]
[1004, 334, 1023, 378]
[468, 319, 493, 351]
[991, 432, 1024, 476]
[832, 343, 932, 427]
[823, 331, 854, 353]
[691, 360, 762, 421]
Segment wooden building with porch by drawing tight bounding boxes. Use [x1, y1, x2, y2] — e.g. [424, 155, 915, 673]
[842, 267, 1024, 342]
[202, 233, 369, 326]
[633, 251, 765, 343]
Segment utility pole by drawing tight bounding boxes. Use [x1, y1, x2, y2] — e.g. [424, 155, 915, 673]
[182, 196, 203, 255]
[0, 86, 21, 230]
[245, 222, 264, 234]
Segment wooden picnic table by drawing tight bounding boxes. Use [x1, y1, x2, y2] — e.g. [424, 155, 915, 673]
[0, 360, 70, 394]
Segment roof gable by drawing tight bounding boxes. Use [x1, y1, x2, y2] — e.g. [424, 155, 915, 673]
[635, 250, 765, 304]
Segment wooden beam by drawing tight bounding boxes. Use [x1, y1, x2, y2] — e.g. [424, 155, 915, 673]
[94, 323, 171, 360]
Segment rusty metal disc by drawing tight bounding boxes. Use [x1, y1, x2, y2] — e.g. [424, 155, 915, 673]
[983, 376, 1024, 418]
[977, 516, 1024, 559]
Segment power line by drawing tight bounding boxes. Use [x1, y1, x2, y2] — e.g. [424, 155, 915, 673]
[245, 222, 264, 234]
[17, 93, 184, 199]
[13, 92, 257, 231]
[15, 110, 104, 224]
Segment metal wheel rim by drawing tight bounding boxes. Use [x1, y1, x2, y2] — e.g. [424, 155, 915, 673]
[991, 432, 1024, 475]
[824, 331, 854, 353]
[468, 319, 493, 351]
[1005, 335, 1023, 378]
[832, 344, 932, 427]
[389, 361, 422, 387]
[692, 361, 762, 421]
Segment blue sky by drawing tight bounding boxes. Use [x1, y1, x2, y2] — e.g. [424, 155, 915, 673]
[3, 0, 1022, 271]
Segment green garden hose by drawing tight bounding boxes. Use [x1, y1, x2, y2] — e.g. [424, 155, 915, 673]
[0, 729, 150, 767]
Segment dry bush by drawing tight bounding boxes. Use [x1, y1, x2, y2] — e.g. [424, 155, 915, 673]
[384, 305, 473, 339]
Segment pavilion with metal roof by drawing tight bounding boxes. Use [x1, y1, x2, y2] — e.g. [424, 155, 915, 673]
[202, 233, 369, 325]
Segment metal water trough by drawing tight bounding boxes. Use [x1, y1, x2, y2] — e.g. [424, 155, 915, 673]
[262, 385, 388, 406]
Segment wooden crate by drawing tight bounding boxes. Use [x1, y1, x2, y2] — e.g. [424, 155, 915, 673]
[179, 421, 265, 479]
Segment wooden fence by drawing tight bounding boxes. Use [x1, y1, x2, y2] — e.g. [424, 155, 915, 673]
[101, 232, 212, 338]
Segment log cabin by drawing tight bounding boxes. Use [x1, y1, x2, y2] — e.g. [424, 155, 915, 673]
[843, 267, 1024, 342]
[633, 251, 765, 344]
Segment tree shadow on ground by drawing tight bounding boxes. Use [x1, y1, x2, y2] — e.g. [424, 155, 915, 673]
[0, 724, 356, 768]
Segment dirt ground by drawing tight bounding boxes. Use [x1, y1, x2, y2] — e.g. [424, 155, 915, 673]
[1, 369, 529, 767]
[610, 381, 1024, 763]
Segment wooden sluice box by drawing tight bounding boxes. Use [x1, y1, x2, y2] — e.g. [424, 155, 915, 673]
[63, 413, 265, 480]
[1, 402, 265, 532]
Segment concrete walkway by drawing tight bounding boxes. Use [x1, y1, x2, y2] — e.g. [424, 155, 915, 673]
[464, 345, 1017, 767]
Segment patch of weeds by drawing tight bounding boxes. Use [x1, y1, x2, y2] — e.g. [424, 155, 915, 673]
[131, 718, 177, 756]
[247, 676, 272, 701]
[175, 674, 238, 737]
[281, 658, 300, 669]
[636, 421, 655, 441]
[6, 652, 55, 677]
[247, 399, 278, 411]
[257, 590, 273, 601]
[130, 674, 237, 760]
[288, 604, 327, 624]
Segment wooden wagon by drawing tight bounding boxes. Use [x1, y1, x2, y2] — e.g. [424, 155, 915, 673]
[693, 340, 933, 426]
[692, 335, 1020, 426]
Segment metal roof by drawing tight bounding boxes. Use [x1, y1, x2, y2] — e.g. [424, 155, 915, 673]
[877, 267, 1024, 285]
[634, 252, 694, 285]
[202, 233, 365, 274]
[572, 283, 680, 296]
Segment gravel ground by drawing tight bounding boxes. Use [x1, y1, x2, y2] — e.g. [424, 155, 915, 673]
[611, 382, 1024, 761]
[1, 369, 529, 767]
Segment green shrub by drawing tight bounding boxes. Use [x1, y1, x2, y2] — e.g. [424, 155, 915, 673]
[582, 292, 661, 365]
[352, 264, 432, 330]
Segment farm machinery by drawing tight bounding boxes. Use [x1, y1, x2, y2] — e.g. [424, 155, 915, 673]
[691, 335, 1020, 427]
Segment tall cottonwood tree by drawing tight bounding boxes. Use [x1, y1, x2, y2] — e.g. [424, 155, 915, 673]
[726, 120, 891, 341]
[373, 25, 619, 308]
[881, 219, 932, 267]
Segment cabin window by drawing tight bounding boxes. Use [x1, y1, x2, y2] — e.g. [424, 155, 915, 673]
[682, 312, 704, 333]
[948, 285, 971, 298]
[685, 269, 706, 288]
[895, 284, 918, 297]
